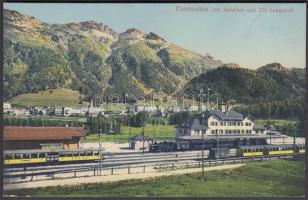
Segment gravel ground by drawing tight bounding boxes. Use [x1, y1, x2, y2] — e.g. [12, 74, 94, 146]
[3, 163, 244, 191]
[80, 142, 143, 153]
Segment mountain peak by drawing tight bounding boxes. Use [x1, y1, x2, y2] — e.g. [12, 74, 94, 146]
[120, 28, 144, 40]
[144, 32, 166, 42]
[4, 9, 43, 29]
[258, 63, 290, 73]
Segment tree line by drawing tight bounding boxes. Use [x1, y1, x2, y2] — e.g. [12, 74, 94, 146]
[235, 97, 304, 120]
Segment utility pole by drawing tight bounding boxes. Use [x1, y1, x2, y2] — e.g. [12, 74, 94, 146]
[99, 128, 102, 175]
[293, 127, 296, 156]
[207, 88, 211, 110]
[142, 104, 146, 154]
[151, 89, 154, 107]
[201, 118, 205, 178]
[216, 130, 219, 159]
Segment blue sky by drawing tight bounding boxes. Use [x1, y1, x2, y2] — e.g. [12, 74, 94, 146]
[4, 3, 306, 69]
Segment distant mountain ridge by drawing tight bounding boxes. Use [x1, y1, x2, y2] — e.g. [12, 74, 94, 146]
[181, 63, 305, 103]
[3, 9, 223, 100]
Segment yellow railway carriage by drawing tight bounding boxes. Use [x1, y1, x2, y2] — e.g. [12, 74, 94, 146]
[297, 144, 305, 154]
[238, 144, 305, 157]
[268, 146, 294, 155]
[4, 148, 102, 166]
[238, 145, 265, 157]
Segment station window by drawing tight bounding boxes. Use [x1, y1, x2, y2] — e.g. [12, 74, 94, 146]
[241, 122, 243, 126]
[220, 122, 223, 126]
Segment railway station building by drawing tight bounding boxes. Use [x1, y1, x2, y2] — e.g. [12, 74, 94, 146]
[175, 108, 287, 149]
[4, 126, 85, 150]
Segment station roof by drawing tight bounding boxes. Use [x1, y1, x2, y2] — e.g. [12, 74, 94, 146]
[4, 126, 85, 141]
[130, 134, 153, 141]
[201, 109, 244, 121]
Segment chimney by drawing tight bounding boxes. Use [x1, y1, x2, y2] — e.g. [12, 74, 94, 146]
[219, 103, 228, 113]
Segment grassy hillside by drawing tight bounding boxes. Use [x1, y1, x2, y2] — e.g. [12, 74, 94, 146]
[4, 159, 304, 197]
[9, 88, 82, 106]
[83, 124, 176, 142]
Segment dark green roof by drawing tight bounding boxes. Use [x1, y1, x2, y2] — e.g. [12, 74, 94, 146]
[201, 109, 243, 121]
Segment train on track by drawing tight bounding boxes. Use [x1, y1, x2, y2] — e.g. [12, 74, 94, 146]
[4, 142, 305, 167]
[150, 140, 305, 159]
[4, 148, 103, 167]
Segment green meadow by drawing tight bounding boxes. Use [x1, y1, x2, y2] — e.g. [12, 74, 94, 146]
[4, 159, 304, 197]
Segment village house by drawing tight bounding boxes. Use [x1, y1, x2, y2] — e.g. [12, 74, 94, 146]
[63, 106, 88, 117]
[11, 108, 31, 116]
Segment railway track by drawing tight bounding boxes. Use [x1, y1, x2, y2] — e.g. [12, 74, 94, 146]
[4, 151, 207, 176]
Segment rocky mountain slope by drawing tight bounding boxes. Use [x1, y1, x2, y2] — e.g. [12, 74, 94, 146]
[3, 9, 222, 100]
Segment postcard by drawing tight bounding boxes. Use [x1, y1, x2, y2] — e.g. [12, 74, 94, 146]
[2, 2, 306, 198]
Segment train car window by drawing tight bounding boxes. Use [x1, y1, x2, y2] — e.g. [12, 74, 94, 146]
[59, 152, 65, 157]
[31, 153, 38, 158]
[5, 154, 13, 159]
[14, 154, 22, 159]
[39, 153, 46, 158]
[86, 151, 93, 156]
[79, 151, 86, 156]
[248, 149, 251, 152]
[94, 151, 99, 156]
[23, 154, 30, 159]
[66, 153, 72, 157]
[72, 152, 79, 157]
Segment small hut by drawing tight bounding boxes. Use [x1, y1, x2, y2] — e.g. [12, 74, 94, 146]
[129, 134, 153, 151]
